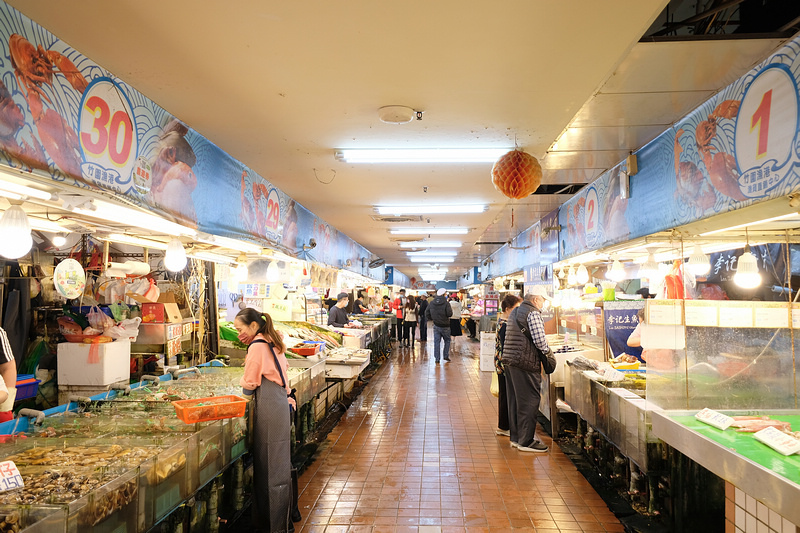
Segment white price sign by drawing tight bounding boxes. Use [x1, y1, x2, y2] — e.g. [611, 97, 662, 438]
[694, 408, 734, 430]
[754, 426, 800, 456]
[0, 461, 23, 492]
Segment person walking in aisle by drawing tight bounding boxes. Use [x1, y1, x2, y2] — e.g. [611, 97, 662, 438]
[493, 294, 521, 438]
[417, 295, 429, 342]
[502, 286, 554, 452]
[392, 290, 407, 343]
[402, 298, 420, 347]
[449, 294, 463, 338]
[425, 288, 453, 363]
[235, 308, 295, 532]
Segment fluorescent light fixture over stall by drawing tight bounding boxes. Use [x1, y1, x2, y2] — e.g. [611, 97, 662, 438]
[336, 148, 509, 163]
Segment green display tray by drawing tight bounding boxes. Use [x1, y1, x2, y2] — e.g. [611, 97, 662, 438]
[670, 414, 800, 486]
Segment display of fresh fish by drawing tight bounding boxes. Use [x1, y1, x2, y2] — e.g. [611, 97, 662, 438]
[731, 416, 792, 433]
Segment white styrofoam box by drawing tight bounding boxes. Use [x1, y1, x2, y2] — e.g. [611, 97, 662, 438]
[57, 339, 131, 386]
[479, 332, 496, 372]
[58, 379, 130, 405]
[325, 358, 369, 379]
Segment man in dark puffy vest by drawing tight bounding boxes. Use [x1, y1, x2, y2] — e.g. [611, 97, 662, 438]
[425, 288, 453, 363]
[502, 286, 554, 452]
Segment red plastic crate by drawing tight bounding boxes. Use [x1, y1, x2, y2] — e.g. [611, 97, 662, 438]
[171, 395, 247, 424]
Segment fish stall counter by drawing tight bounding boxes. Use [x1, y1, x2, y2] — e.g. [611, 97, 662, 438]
[540, 335, 604, 437]
[0, 362, 251, 533]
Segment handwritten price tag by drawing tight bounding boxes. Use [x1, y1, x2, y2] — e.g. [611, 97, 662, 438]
[0, 461, 23, 492]
[753, 426, 800, 456]
[695, 408, 734, 430]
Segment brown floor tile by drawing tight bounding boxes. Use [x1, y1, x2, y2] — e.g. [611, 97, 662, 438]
[295, 337, 627, 533]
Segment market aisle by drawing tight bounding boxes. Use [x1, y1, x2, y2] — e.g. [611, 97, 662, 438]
[295, 332, 624, 533]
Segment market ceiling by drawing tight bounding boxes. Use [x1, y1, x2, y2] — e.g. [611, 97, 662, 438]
[7, 0, 795, 280]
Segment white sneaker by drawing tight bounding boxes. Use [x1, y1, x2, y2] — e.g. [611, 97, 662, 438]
[510, 441, 519, 448]
[517, 440, 549, 453]
[495, 428, 510, 437]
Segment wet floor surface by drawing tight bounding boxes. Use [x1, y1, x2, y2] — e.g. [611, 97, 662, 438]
[296, 332, 625, 533]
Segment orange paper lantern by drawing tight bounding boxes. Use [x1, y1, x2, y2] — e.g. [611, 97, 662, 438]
[491, 150, 542, 200]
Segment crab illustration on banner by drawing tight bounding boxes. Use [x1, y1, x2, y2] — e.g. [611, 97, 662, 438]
[491, 149, 542, 200]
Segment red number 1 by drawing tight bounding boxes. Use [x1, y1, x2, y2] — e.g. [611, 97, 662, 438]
[750, 89, 772, 159]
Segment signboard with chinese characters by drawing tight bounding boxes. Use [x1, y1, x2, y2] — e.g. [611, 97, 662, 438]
[0, 3, 375, 276]
[604, 301, 644, 359]
[559, 34, 800, 260]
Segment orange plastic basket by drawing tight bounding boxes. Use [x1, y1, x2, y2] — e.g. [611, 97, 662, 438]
[171, 395, 248, 424]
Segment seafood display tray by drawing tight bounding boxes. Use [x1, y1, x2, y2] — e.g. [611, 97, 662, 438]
[171, 395, 247, 424]
[652, 410, 800, 527]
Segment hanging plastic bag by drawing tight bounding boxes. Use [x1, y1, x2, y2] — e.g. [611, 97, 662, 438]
[143, 278, 160, 301]
[108, 302, 131, 322]
[106, 317, 142, 342]
[490, 372, 500, 397]
[88, 306, 114, 331]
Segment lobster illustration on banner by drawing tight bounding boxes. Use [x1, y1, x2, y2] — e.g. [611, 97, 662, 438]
[149, 120, 197, 225]
[675, 99, 746, 212]
[6, 33, 87, 177]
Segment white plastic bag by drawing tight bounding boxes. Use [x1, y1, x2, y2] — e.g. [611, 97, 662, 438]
[106, 317, 142, 342]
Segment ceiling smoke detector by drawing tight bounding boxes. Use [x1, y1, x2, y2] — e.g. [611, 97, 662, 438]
[378, 105, 417, 124]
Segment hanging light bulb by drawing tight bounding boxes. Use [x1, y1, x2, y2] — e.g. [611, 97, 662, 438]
[52, 233, 67, 248]
[687, 244, 710, 276]
[567, 265, 577, 287]
[558, 266, 566, 279]
[234, 253, 249, 283]
[266, 260, 280, 282]
[734, 245, 761, 289]
[606, 259, 625, 282]
[639, 252, 659, 279]
[576, 264, 589, 285]
[164, 238, 187, 272]
[0, 204, 32, 259]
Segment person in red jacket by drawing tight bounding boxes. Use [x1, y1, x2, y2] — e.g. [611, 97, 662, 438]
[392, 289, 407, 343]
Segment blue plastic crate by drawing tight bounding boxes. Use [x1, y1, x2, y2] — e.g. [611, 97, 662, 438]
[15, 379, 40, 401]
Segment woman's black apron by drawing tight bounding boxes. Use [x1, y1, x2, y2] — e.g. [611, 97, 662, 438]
[249, 340, 291, 533]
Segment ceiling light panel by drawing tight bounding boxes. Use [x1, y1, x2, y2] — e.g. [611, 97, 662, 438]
[405, 250, 458, 256]
[337, 148, 510, 163]
[390, 227, 470, 235]
[409, 257, 455, 263]
[399, 241, 462, 248]
[376, 205, 486, 215]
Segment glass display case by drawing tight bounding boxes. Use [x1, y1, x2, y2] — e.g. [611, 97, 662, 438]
[288, 291, 325, 326]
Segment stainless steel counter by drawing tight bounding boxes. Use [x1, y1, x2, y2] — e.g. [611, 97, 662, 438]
[651, 409, 800, 526]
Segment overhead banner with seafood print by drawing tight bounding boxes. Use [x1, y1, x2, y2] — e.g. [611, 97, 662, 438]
[0, 3, 377, 276]
[560, 35, 800, 259]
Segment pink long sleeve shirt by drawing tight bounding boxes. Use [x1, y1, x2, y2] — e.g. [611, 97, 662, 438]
[240, 333, 296, 409]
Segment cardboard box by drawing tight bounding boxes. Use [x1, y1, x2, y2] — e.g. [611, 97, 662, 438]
[128, 293, 182, 323]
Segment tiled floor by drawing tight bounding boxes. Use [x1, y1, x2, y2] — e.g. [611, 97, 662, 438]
[296, 333, 625, 533]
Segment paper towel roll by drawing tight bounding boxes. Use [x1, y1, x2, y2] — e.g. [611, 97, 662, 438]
[124, 261, 151, 276]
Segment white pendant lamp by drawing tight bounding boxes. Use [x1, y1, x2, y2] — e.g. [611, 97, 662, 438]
[734, 245, 761, 289]
[576, 264, 590, 285]
[566, 265, 577, 287]
[266, 260, 280, 283]
[687, 244, 711, 276]
[0, 205, 32, 259]
[52, 233, 67, 248]
[639, 252, 659, 279]
[164, 238, 187, 272]
[606, 259, 625, 282]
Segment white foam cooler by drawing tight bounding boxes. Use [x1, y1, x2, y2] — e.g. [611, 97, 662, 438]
[57, 339, 131, 386]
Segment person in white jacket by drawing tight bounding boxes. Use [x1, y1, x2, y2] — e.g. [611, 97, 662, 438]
[0, 328, 15, 421]
[449, 296, 463, 337]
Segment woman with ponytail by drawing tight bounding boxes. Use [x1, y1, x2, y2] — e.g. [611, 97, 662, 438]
[235, 307, 294, 532]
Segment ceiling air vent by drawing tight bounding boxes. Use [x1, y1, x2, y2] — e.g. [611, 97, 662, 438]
[389, 237, 425, 243]
[370, 215, 423, 223]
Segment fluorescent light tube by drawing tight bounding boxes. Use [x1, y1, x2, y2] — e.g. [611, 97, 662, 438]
[700, 213, 797, 236]
[336, 148, 509, 163]
[406, 250, 458, 256]
[376, 205, 486, 215]
[390, 227, 470, 235]
[409, 257, 455, 263]
[27, 216, 70, 233]
[196, 233, 263, 253]
[0, 180, 56, 201]
[104, 233, 169, 250]
[74, 199, 196, 237]
[399, 241, 462, 248]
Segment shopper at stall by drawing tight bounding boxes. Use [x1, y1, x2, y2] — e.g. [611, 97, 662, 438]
[449, 294, 463, 337]
[235, 308, 294, 533]
[417, 295, 429, 342]
[502, 287, 554, 452]
[352, 291, 368, 314]
[0, 327, 16, 422]
[327, 292, 351, 327]
[403, 298, 420, 348]
[426, 288, 453, 363]
[494, 294, 521, 438]
[381, 295, 392, 314]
